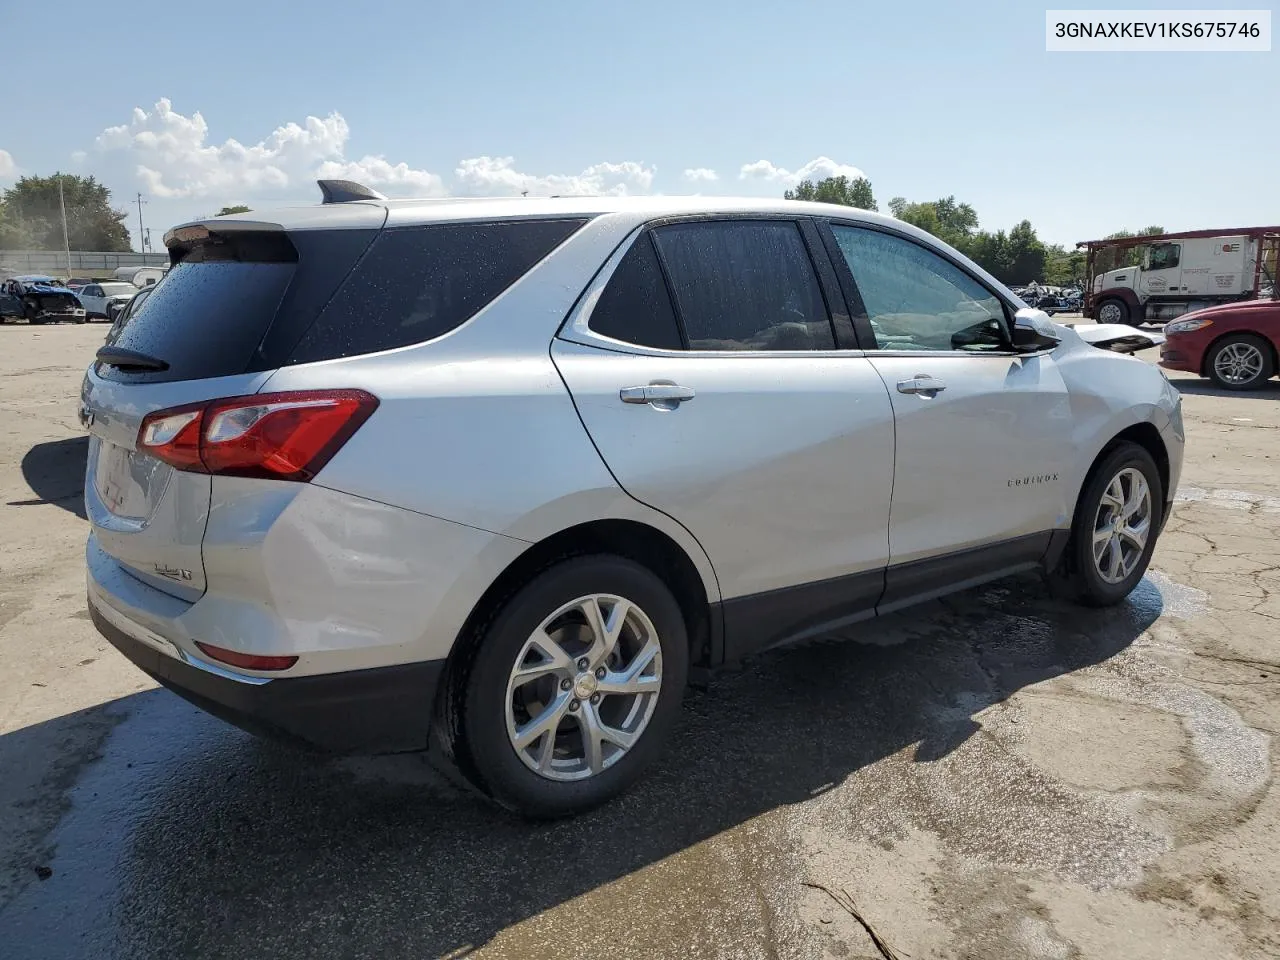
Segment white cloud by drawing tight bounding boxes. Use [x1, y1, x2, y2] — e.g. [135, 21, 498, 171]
[316, 158, 445, 196]
[0, 149, 17, 178]
[683, 167, 718, 183]
[739, 156, 866, 185]
[454, 156, 655, 197]
[70, 150, 87, 163]
[93, 98, 444, 199]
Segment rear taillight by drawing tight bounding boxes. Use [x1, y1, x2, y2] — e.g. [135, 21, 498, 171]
[138, 389, 378, 481]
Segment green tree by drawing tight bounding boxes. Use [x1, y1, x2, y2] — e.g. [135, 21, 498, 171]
[886, 195, 1050, 284]
[217, 205, 252, 216]
[1004, 219, 1047, 285]
[887, 195, 977, 249]
[1043, 244, 1086, 286]
[785, 176, 877, 211]
[1, 174, 132, 251]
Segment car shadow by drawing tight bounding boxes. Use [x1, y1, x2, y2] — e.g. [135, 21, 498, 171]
[1168, 378, 1280, 400]
[11, 437, 88, 520]
[0, 572, 1165, 958]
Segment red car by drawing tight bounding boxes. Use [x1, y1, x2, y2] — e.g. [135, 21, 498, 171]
[1160, 298, 1280, 390]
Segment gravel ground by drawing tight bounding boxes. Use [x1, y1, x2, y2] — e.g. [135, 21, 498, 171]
[1, 321, 1278, 959]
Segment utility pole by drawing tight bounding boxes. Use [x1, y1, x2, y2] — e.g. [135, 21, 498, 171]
[135, 193, 147, 254]
[58, 176, 72, 276]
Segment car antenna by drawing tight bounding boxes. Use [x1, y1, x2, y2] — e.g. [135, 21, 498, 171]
[317, 180, 388, 204]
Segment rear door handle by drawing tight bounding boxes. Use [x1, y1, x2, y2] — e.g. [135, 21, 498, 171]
[620, 383, 696, 406]
[896, 375, 947, 395]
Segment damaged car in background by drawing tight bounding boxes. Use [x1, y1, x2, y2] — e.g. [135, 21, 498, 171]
[0, 275, 88, 324]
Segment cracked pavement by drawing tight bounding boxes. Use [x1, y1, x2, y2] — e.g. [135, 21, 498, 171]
[1, 324, 1278, 959]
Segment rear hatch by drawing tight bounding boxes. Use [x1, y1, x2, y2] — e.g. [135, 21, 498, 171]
[83, 214, 383, 600]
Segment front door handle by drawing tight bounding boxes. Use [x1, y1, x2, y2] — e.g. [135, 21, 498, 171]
[620, 382, 696, 407]
[896, 375, 947, 396]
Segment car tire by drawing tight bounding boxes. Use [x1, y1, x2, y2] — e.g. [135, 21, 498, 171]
[1205, 334, 1274, 391]
[1047, 442, 1163, 607]
[442, 555, 688, 818]
[1096, 298, 1130, 326]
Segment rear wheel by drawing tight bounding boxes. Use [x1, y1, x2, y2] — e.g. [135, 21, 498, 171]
[444, 555, 688, 818]
[1047, 442, 1163, 607]
[1096, 298, 1130, 325]
[1206, 334, 1274, 390]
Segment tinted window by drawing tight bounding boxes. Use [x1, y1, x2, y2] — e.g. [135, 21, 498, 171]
[288, 218, 587, 365]
[831, 225, 1009, 352]
[652, 220, 834, 351]
[588, 233, 683, 350]
[102, 260, 295, 381]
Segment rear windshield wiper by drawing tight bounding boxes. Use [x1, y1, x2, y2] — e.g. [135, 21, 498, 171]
[95, 345, 170, 372]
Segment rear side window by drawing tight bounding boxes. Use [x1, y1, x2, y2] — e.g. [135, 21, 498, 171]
[651, 220, 834, 351]
[588, 233, 684, 350]
[287, 218, 587, 365]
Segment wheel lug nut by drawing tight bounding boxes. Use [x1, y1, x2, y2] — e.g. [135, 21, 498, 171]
[577, 658, 589, 671]
[590, 693, 601, 705]
[560, 678, 572, 691]
[569, 700, 580, 711]
[595, 667, 606, 679]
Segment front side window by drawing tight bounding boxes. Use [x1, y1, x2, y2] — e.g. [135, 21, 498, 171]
[1147, 243, 1181, 271]
[830, 225, 1009, 352]
[651, 220, 835, 351]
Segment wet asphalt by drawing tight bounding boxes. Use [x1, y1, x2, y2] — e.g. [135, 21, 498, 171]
[0, 573, 1164, 959]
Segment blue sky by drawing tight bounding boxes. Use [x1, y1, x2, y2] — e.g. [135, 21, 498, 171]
[1, 0, 1276, 251]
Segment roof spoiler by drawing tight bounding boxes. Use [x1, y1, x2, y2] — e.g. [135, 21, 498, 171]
[317, 179, 387, 204]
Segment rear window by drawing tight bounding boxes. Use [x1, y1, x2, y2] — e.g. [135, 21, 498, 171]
[101, 259, 295, 382]
[286, 218, 587, 365]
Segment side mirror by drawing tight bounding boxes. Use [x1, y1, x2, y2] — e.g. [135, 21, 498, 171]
[1012, 309, 1062, 353]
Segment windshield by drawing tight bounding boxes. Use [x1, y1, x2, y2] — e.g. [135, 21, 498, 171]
[100, 283, 138, 296]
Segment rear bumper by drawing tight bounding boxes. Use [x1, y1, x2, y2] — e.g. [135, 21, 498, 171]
[89, 602, 445, 754]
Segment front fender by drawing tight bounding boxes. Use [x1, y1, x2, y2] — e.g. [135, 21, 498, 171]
[1054, 332, 1180, 510]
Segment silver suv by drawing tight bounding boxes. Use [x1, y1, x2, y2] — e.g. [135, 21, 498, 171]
[83, 182, 1184, 817]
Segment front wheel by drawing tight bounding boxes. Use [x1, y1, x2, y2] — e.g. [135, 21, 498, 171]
[444, 555, 689, 818]
[1206, 334, 1274, 390]
[1047, 442, 1163, 607]
[1096, 298, 1130, 325]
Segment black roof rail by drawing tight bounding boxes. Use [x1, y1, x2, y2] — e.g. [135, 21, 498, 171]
[317, 179, 388, 204]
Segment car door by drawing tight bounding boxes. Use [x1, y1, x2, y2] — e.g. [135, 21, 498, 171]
[0, 281, 21, 318]
[552, 218, 896, 658]
[820, 221, 1072, 611]
[1138, 241, 1183, 298]
[80, 284, 105, 315]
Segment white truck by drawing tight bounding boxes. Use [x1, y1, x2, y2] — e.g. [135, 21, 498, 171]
[1080, 226, 1280, 326]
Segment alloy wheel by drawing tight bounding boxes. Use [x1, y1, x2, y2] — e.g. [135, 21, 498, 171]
[1213, 341, 1265, 386]
[1092, 467, 1152, 584]
[505, 594, 663, 781]
[1098, 302, 1122, 324]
